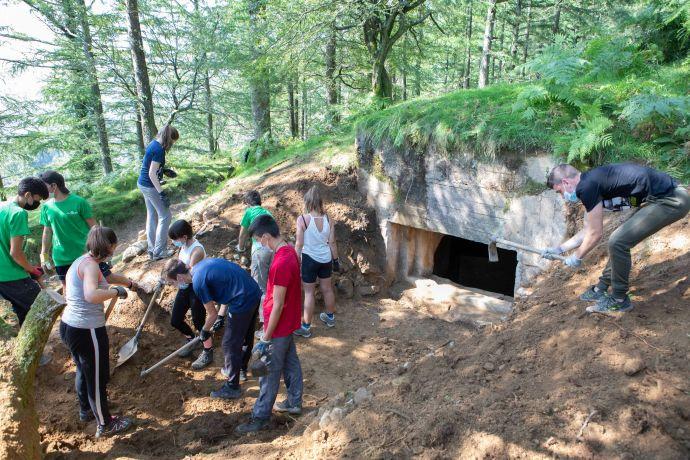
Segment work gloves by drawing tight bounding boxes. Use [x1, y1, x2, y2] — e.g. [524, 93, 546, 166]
[563, 254, 582, 268]
[235, 243, 244, 253]
[28, 266, 44, 280]
[162, 167, 177, 178]
[199, 329, 212, 342]
[332, 257, 340, 273]
[40, 253, 54, 272]
[540, 246, 564, 260]
[111, 286, 128, 299]
[212, 315, 225, 331]
[253, 339, 271, 356]
[159, 190, 170, 208]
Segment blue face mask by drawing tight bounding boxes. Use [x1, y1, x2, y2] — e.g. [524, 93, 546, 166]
[563, 190, 579, 203]
[172, 240, 185, 248]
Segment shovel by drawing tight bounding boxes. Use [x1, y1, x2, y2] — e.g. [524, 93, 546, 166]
[104, 297, 118, 321]
[116, 282, 163, 368]
[488, 236, 566, 262]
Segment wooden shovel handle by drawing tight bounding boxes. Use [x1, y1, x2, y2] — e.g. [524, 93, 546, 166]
[104, 297, 118, 321]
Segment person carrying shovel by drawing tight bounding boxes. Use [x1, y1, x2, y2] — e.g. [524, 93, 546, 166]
[163, 256, 262, 398]
[60, 225, 136, 437]
[544, 163, 690, 313]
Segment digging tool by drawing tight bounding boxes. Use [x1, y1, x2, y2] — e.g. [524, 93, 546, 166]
[104, 297, 118, 321]
[116, 282, 163, 368]
[488, 236, 566, 262]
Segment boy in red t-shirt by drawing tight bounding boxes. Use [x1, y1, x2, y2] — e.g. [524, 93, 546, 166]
[236, 214, 303, 434]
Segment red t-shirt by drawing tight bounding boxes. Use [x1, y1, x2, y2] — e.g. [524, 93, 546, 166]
[263, 244, 301, 338]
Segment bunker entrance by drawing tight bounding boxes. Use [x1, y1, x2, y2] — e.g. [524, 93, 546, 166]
[433, 235, 517, 297]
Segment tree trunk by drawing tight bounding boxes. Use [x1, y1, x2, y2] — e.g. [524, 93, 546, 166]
[0, 292, 65, 459]
[508, 0, 521, 72]
[248, 0, 271, 141]
[478, 0, 498, 88]
[203, 70, 216, 153]
[0, 173, 6, 200]
[552, 2, 561, 35]
[287, 77, 298, 138]
[497, 18, 506, 80]
[372, 57, 393, 100]
[402, 35, 409, 99]
[76, 0, 112, 174]
[325, 22, 339, 125]
[522, 0, 533, 77]
[301, 79, 307, 140]
[463, 0, 474, 89]
[135, 102, 146, 159]
[125, 0, 157, 141]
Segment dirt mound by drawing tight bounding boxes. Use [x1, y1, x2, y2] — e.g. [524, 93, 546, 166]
[283, 213, 690, 459]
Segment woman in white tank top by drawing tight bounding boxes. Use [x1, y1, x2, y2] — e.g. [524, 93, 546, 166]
[168, 219, 212, 369]
[294, 185, 339, 338]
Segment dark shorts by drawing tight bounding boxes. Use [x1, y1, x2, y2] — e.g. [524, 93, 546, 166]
[56, 261, 113, 281]
[301, 253, 332, 283]
[0, 277, 41, 326]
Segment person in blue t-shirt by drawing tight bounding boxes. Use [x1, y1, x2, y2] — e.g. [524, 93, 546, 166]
[164, 257, 262, 397]
[137, 125, 179, 261]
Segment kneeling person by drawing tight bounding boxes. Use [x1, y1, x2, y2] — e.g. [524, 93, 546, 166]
[237, 214, 303, 434]
[164, 257, 261, 396]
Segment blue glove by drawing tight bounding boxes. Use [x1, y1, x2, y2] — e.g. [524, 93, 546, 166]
[253, 339, 271, 356]
[563, 254, 582, 268]
[541, 246, 563, 260]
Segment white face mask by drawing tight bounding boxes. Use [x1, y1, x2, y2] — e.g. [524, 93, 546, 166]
[563, 190, 579, 203]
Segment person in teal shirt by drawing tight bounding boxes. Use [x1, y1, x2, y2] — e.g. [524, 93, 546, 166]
[39, 171, 97, 284]
[0, 177, 49, 326]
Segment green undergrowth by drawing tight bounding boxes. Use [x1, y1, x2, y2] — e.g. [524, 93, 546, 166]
[356, 39, 690, 182]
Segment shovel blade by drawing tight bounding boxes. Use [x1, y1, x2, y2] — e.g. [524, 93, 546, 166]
[488, 241, 499, 263]
[116, 338, 138, 367]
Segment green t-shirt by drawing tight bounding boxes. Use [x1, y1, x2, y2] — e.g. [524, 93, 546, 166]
[40, 194, 93, 266]
[240, 206, 272, 252]
[0, 202, 31, 282]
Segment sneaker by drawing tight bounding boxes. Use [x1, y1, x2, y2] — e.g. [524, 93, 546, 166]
[96, 416, 132, 438]
[579, 286, 607, 302]
[210, 382, 241, 399]
[191, 348, 213, 370]
[274, 400, 302, 415]
[293, 326, 312, 338]
[220, 367, 248, 382]
[240, 370, 248, 382]
[79, 410, 95, 422]
[586, 294, 634, 314]
[151, 249, 175, 261]
[319, 312, 335, 328]
[235, 417, 269, 434]
[177, 338, 200, 358]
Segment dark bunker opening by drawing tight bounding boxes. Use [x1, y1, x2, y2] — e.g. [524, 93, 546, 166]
[433, 235, 517, 297]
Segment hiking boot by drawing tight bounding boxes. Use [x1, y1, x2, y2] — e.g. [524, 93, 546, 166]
[274, 400, 302, 415]
[586, 294, 633, 314]
[319, 312, 335, 328]
[177, 338, 200, 358]
[210, 382, 241, 399]
[235, 417, 269, 434]
[95, 416, 132, 438]
[293, 325, 312, 338]
[151, 249, 175, 261]
[191, 348, 213, 370]
[79, 410, 95, 422]
[579, 286, 607, 302]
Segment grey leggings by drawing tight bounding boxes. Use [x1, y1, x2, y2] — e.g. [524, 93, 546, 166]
[597, 187, 690, 298]
[138, 184, 172, 256]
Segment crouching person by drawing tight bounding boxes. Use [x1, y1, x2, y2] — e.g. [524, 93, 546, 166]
[236, 214, 303, 434]
[60, 226, 134, 437]
[164, 256, 261, 397]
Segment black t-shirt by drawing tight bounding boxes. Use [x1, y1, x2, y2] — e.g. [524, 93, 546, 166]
[576, 163, 677, 212]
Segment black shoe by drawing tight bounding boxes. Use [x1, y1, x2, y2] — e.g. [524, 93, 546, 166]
[210, 382, 241, 399]
[235, 417, 269, 434]
[95, 416, 132, 438]
[79, 410, 95, 422]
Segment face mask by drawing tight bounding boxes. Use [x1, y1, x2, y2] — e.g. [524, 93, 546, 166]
[563, 190, 579, 203]
[21, 198, 40, 211]
[172, 240, 185, 248]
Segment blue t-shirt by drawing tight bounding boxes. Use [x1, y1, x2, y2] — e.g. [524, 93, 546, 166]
[192, 258, 262, 314]
[138, 140, 166, 188]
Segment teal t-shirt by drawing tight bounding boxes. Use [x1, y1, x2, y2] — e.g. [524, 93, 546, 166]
[240, 206, 272, 252]
[0, 202, 31, 282]
[40, 194, 93, 266]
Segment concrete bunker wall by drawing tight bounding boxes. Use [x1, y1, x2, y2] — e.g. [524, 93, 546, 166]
[356, 136, 568, 294]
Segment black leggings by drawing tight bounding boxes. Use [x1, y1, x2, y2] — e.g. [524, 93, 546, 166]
[60, 321, 111, 425]
[0, 277, 40, 326]
[171, 285, 206, 338]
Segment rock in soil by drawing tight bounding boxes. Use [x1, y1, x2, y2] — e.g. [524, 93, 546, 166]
[335, 278, 355, 298]
[354, 387, 372, 405]
[623, 357, 646, 376]
[357, 285, 380, 297]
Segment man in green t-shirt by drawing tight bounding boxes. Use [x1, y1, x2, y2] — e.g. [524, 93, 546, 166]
[39, 171, 97, 284]
[0, 177, 49, 326]
[236, 190, 273, 327]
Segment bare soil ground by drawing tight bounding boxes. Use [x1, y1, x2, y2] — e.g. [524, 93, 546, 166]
[10, 157, 690, 459]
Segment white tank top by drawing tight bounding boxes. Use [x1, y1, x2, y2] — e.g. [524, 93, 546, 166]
[62, 255, 110, 329]
[178, 240, 205, 289]
[301, 214, 332, 263]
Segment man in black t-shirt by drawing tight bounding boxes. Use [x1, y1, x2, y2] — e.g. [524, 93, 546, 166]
[544, 163, 689, 313]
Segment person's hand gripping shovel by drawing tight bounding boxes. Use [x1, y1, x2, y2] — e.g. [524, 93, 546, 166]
[115, 280, 164, 368]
